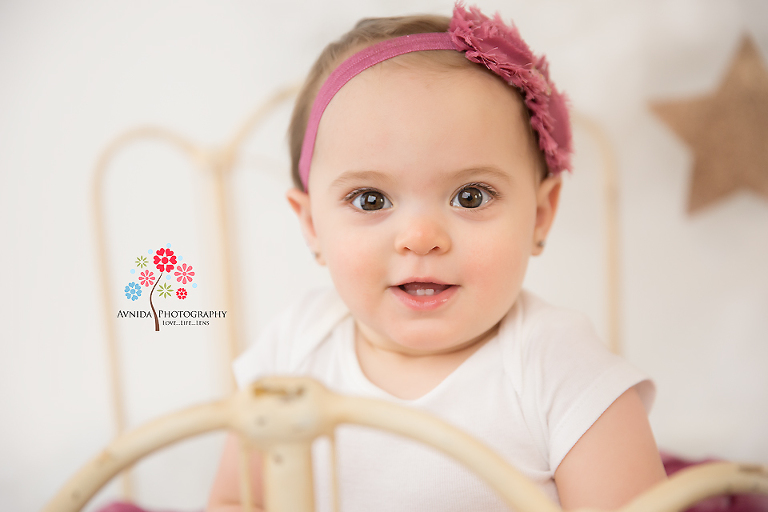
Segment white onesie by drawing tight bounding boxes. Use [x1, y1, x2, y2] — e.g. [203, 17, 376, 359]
[233, 288, 654, 512]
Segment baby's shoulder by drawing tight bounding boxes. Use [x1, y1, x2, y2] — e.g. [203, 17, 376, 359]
[280, 287, 350, 338]
[233, 287, 349, 387]
[496, 290, 622, 390]
[502, 290, 604, 355]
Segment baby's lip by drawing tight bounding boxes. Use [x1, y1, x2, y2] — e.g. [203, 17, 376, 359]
[389, 280, 459, 308]
[392, 277, 453, 287]
[399, 282, 451, 295]
[391, 279, 457, 297]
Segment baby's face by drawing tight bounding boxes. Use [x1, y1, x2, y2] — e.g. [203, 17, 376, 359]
[290, 55, 561, 356]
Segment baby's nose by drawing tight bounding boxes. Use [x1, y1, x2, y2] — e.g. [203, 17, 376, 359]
[394, 214, 451, 256]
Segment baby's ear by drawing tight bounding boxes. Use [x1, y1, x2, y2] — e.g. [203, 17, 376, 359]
[286, 188, 324, 264]
[532, 175, 562, 256]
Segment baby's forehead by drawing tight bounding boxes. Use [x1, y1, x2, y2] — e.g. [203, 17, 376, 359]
[311, 49, 545, 185]
[323, 60, 528, 134]
[312, 70, 543, 189]
[340, 51, 526, 111]
[340, 54, 534, 141]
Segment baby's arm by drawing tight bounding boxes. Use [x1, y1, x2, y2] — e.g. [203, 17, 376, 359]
[206, 433, 265, 512]
[554, 386, 667, 510]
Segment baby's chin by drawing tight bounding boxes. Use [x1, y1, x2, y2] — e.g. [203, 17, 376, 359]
[357, 321, 500, 357]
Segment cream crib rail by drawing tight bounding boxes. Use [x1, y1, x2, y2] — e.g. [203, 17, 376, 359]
[571, 112, 623, 356]
[42, 376, 768, 512]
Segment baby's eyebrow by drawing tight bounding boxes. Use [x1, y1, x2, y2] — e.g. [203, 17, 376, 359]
[329, 170, 395, 189]
[452, 166, 513, 184]
[451, 165, 514, 183]
[329, 166, 513, 190]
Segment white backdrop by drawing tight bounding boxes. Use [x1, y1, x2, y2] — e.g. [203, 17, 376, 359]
[1, 1, 767, 511]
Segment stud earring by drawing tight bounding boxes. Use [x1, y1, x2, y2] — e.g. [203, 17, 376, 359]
[536, 240, 545, 248]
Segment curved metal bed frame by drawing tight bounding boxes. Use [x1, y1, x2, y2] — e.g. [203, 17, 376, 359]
[42, 376, 768, 512]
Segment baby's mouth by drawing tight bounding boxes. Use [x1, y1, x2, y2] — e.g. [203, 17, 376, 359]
[399, 282, 452, 296]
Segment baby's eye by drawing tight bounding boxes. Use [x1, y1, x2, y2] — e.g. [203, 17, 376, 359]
[451, 185, 493, 209]
[350, 190, 393, 211]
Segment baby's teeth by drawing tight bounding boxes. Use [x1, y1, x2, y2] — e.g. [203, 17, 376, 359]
[416, 289, 425, 296]
[425, 289, 434, 296]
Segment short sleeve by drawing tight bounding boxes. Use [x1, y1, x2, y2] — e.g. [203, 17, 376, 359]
[509, 293, 655, 472]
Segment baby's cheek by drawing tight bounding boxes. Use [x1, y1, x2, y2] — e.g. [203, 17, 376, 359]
[470, 238, 529, 292]
[325, 231, 383, 291]
[344, 257, 377, 287]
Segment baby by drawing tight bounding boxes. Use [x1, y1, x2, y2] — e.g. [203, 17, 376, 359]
[208, 4, 666, 511]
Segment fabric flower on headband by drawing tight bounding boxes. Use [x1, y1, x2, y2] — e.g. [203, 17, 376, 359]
[449, 4, 572, 175]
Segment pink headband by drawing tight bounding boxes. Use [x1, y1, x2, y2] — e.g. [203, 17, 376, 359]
[298, 4, 572, 191]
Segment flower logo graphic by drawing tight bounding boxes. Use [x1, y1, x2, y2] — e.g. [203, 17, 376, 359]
[123, 244, 198, 331]
[158, 283, 173, 298]
[138, 270, 155, 287]
[153, 248, 177, 273]
[124, 282, 142, 301]
[174, 263, 194, 285]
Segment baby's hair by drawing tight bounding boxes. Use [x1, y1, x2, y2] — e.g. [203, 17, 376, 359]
[288, 14, 547, 191]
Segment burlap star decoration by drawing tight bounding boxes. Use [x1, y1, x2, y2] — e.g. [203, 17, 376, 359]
[650, 35, 768, 213]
